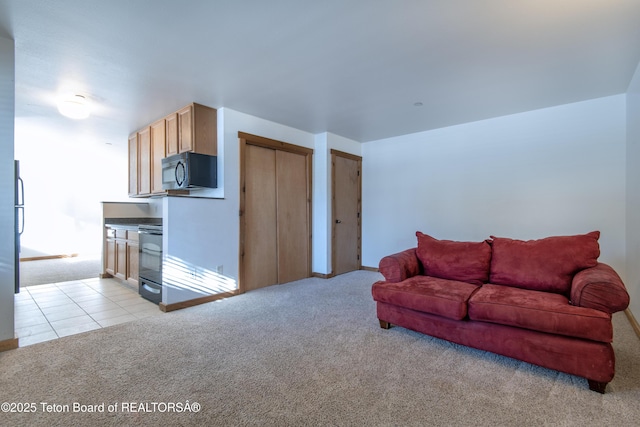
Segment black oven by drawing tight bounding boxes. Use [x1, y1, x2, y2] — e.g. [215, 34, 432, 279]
[138, 224, 163, 304]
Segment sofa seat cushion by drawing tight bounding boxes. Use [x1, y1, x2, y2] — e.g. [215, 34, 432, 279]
[372, 275, 480, 321]
[489, 231, 600, 294]
[416, 232, 492, 285]
[468, 284, 612, 342]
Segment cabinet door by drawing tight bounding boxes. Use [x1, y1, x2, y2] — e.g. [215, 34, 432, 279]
[115, 240, 127, 280]
[138, 127, 151, 195]
[126, 241, 139, 287]
[165, 113, 178, 156]
[191, 103, 217, 155]
[150, 119, 166, 194]
[128, 134, 138, 196]
[178, 105, 194, 153]
[105, 238, 116, 276]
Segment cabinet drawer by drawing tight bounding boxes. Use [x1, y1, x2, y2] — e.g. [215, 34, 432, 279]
[115, 229, 127, 239]
[106, 228, 115, 239]
[127, 230, 139, 242]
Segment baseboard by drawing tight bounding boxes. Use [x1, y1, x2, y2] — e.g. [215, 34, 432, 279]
[20, 254, 79, 262]
[313, 268, 378, 278]
[0, 337, 19, 352]
[159, 290, 239, 312]
[624, 308, 640, 339]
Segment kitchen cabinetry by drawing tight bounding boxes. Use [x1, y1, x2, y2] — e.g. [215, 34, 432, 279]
[177, 103, 217, 155]
[115, 231, 127, 281]
[127, 103, 216, 198]
[150, 119, 166, 195]
[126, 231, 139, 287]
[105, 228, 116, 276]
[165, 113, 178, 157]
[137, 127, 151, 196]
[128, 134, 138, 197]
[104, 226, 139, 289]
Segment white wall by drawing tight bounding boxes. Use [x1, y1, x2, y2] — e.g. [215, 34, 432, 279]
[0, 36, 15, 343]
[362, 95, 627, 278]
[626, 61, 640, 318]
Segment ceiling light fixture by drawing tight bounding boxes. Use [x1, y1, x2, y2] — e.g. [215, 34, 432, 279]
[57, 94, 92, 119]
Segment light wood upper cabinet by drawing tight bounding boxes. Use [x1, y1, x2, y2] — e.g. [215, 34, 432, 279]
[178, 105, 193, 153]
[128, 102, 217, 198]
[165, 113, 178, 157]
[128, 134, 138, 197]
[150, 119, 166, 195]
[137, 127, 151, 196]
[177, 103, 217, 156]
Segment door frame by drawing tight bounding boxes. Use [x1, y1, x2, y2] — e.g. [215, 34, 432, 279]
[331, 149, 362, 276]
[238, 132, 313, 293]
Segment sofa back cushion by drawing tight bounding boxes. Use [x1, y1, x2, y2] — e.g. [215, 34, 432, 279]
[416, 232, 492, 285]
[489, 231, 600, 294]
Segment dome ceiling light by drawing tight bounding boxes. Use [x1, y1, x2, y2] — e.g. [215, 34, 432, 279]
[57, 94, 92, 119]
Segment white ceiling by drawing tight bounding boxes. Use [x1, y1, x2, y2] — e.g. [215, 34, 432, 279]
[2, 0, 640, 145]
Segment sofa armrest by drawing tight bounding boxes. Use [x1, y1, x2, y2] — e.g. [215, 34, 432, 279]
[378, 248, 422, 283]
[570, 263, 629, 314]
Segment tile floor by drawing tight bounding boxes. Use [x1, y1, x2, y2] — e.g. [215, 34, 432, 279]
[14, 277, 162, 347]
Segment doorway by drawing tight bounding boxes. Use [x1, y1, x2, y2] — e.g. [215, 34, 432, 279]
[239, 132, 313, 293]
[331, 150, 362, 276]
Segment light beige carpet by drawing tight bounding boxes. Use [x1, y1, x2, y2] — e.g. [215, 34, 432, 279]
[19, 255, 102, 287]
[1, 271, 639, 426]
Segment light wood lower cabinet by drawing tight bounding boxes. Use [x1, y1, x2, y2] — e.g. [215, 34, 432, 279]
[126, 234, 139, 287]
[115, 239, 127, 281]
[105, 237, 116, 276]
[104, 227, 139, 289]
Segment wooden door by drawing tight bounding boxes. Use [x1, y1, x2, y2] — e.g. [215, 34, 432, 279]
[240, 133, 313, 293]
[243, 144, 278, 291]
[150, 119, 166, 194]
[276, 150, 310, 283]
[332, 150, 361, 276]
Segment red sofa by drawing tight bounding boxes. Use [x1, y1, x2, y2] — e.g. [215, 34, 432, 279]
[371, 231, 630, 393]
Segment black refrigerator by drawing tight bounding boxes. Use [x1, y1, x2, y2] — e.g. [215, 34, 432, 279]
[14, 160, 24, 293]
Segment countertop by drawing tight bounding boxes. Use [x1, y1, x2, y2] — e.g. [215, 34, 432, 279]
[104, 217, 162, 230]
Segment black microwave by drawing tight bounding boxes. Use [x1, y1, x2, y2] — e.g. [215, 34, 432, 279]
[162, 152, 217, 190]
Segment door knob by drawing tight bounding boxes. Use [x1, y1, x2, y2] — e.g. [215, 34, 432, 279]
[336, 219, 342, 224]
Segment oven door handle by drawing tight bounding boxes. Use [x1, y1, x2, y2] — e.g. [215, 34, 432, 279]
[141, 247, 162, 256]
[142, 283, 161, 294]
